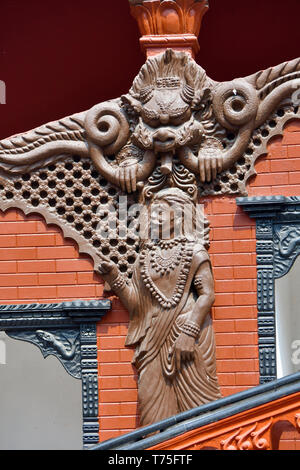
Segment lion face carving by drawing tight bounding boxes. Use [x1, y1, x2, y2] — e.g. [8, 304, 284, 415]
[122, 49, 207, 155]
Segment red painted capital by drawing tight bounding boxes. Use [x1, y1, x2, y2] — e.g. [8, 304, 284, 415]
[129, 0, 209, 57]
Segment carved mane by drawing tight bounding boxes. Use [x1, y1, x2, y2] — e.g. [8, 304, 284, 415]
[129, 49, 213, 108]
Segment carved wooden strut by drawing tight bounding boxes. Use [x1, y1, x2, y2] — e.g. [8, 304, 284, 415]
[0, 41, 300, 425]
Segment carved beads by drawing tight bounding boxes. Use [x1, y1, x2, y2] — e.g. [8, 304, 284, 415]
[181, 320, 201, 338]
[150, 239, 183, 275]
[193, 276, 203, 290]
[110, 273, 127, 291]
[140, 238, 194, 309]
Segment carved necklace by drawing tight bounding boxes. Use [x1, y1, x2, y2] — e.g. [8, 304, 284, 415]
[150, 238, 183, 275]
[140, 239, 194, 309]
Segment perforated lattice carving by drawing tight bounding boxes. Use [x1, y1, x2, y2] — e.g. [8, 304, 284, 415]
[0, 155, 139, 278]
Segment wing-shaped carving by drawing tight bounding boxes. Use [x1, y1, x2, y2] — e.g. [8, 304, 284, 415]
[0, 112, 88, 174]
[178, 56, 300, 193]
[0, 97, 156, 192]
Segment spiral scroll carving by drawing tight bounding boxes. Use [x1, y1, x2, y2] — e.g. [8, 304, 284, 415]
[212, 79, 259, 130]
[85, 102, 130, 155]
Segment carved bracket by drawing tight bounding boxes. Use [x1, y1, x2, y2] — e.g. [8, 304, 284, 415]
[0, 299, 111, 448]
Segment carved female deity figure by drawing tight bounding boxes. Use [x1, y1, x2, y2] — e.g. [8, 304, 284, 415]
[98, 187, 221, 426]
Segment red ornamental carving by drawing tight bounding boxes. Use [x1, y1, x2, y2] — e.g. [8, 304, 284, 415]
[220, 419, 273, 451]
[129, 0, 209, 56]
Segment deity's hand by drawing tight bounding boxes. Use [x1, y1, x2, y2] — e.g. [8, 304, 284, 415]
[97, 253, 119, 279]
[173, 332, 196, 371]
[117, 159, 139, 193]
[198, 151, 223, 183]
[198, 138, 224, 183]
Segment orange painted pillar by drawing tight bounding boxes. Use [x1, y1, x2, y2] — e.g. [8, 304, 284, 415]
[129, 0, 209, 58]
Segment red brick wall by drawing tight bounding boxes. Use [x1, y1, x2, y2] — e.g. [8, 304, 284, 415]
[0, 210, 104, 303]
[204, 198, 258, 395]
[97, 310, 138, 441]
[1, 120, 300, 443]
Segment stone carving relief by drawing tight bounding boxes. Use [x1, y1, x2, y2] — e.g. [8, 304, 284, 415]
[1, 48, 300, 426]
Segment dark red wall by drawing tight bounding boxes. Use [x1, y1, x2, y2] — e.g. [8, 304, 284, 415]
[0, 0, 300, 140]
